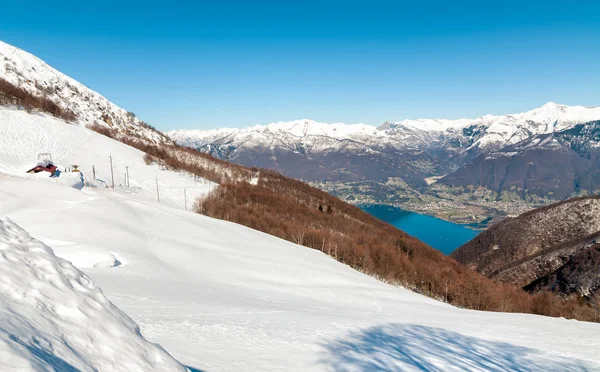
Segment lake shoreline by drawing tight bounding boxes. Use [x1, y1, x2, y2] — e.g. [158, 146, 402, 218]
[357, 202, 489, 230]
[359, 204, 483, 255]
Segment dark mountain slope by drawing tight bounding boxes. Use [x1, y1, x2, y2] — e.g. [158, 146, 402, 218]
[439, 121, 600, 199]
[525, 244, 600, 309]
[452, 196, 600, 308]
[194, 140, 434, 188]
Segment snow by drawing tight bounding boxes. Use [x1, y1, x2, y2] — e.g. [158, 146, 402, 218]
[393, 102, 600, 134]
[167, 119, 389, 156]
[2, 173, 600, 371]
[0, 216, 186, 371]
[1, 108, 600, 371]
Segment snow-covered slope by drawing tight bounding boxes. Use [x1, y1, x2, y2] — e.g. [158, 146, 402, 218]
[1, 109, 600, 371]
[0, 216, 186, 371]
[0, 40, 166, 143]
[0, 107, 210, 210]
[2, 172, 600, 371]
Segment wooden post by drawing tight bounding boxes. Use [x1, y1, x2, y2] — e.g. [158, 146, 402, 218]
[184, 189, 187, 211]
[155, 178, 160, 202]
[125, 166, 130, 187]
[92, 165, 96, 181]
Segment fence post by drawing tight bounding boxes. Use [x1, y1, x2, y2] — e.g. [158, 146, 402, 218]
[155, 178, 160, 202]
[109, 155, 115, 189]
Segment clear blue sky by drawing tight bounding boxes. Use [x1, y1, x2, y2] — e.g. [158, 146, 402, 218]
[1, 0, 599, 130]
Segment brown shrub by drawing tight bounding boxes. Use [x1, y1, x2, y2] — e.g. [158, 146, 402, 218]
[143, 153, 154, 165]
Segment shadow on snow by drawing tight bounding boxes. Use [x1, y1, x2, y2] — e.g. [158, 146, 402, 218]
[7, 333, 79, 371]
[186, 365, 206, 372]
[320, 324, 594, 371]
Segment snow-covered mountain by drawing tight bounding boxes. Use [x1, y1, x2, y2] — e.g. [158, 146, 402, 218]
[0, 40, 167, 143]
[2, 107, 600, 370]
[169, 102, 600, 156]
[386, 102, 600, 150]
[439, 120, 600, 199]
[167, 103, 600, 202]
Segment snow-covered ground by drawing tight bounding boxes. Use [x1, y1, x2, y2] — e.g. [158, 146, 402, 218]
[1, 107, 600, 371]
[3, 170, 600, 371]
[0, 107, 210, 210]
[0, 216, 186, 371]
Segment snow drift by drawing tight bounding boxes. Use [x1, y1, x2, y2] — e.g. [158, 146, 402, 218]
[0, 216, 186, 371]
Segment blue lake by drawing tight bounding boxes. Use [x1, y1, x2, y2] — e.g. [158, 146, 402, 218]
[360, 205, 481, 255]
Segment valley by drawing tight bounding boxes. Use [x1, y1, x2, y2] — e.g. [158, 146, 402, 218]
[171, 104, 600, 229]
[313, 179, 546, 226]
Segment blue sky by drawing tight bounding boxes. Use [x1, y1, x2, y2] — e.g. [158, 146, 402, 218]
[1, 0, 599, 130]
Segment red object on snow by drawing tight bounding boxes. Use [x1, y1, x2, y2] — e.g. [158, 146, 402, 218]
[26, 164, 58, 175]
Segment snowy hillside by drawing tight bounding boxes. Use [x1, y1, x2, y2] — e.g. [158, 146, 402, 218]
[0, 217, 186, 371]
[0, 107, 210, 210]
[0, 110, 598, 370]
[0, 40, 167, 143]
[2, 171, 600, 371]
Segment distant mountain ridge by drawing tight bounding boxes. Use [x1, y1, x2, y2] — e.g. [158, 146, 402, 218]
[169, 102, 600, 155]
[439, 120, 600, 199]
[168, 103, 600, 207]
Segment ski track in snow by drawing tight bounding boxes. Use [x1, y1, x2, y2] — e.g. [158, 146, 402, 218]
[1, 107, 600, 370]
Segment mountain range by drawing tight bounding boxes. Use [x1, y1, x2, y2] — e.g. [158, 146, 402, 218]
[169, 103, 600, 221]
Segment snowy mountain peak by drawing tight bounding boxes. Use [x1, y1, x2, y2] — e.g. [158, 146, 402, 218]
[168, 103, 600, 155]
[0, 40, 167, 143]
